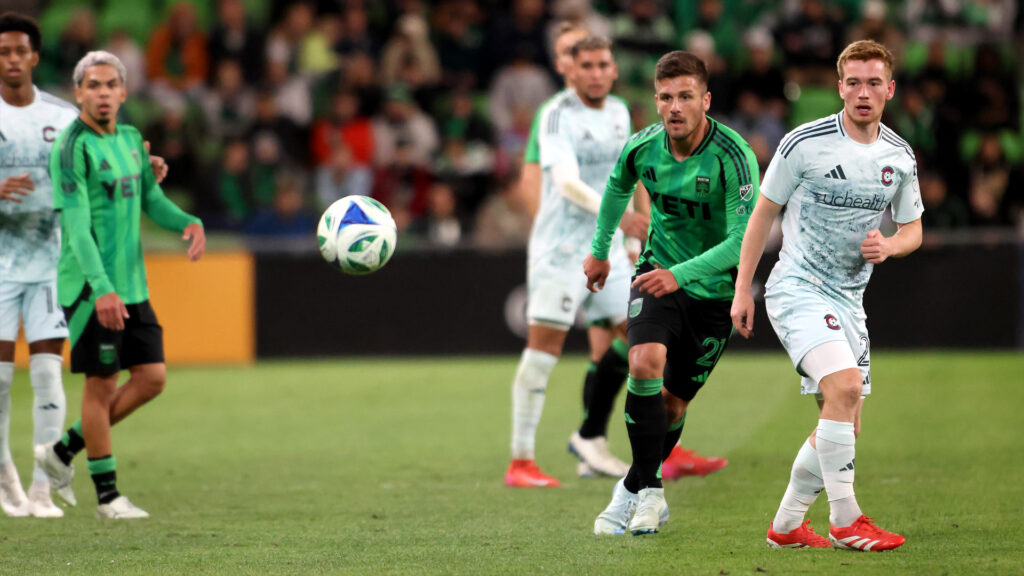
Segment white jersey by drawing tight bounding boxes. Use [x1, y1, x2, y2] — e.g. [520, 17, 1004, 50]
[0, 87, 79, 283]
[762, 111, 923, 305]
[530, 90, 631, 266]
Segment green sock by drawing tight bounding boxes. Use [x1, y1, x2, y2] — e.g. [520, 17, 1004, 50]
[54, 421, 85, 465]
[88, 455, 119, 504]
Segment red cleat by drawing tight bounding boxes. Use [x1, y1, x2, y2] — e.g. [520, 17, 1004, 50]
[504, 460, 561, 488]
[661, 446, 728, 479]
[767, 520, 831, 549]
[829, 515, 906, 551]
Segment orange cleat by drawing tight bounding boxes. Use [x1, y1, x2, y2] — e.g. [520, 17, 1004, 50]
[504, 460, 561, 488]
[767, 520, 831, 549]
[829, 515, 906, 551]
[661, 446, 728, 479]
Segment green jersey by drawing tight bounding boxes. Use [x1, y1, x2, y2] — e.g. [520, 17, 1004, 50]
[50, 119, 201, 307]
[591, 118, 760, 301]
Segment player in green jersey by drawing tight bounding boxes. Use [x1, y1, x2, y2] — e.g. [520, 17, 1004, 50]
[35, 51, 205, 519]
[585, 51, 759, 535]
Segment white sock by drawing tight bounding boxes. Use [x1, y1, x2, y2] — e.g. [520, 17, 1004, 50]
[510, 349, 558, 460]
[0, 362, 13, 464]
[29, 354, 65, 484]
[817, 419, 861, 527]
[772, 439, 825, 533]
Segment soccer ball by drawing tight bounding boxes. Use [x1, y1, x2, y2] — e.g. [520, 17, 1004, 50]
[317, 196, 397, 275]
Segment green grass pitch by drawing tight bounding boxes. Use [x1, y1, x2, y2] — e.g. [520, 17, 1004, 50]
[0, 352, 1021, 575]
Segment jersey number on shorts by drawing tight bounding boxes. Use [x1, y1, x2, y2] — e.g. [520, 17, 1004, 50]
[857, 336, 870, 367]
[696, 337, 727, 368]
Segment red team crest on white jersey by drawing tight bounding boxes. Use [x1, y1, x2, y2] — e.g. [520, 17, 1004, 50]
[880, 166, 895, 186]
[824, 314, 841, 330]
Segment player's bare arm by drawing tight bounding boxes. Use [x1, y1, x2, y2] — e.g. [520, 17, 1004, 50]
[860, 219, 922, 264]
[95, 292, 129, 331]
[183, 223, 206, 261]
[731, 196, 783, 339]
[0, 172, 34, 202]
[584, 254, 610, 293]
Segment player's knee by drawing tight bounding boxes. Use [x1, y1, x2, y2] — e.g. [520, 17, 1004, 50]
[136, 365, 166, 400]
[628, 347, 664, 380]
[830, 372, 862, 408]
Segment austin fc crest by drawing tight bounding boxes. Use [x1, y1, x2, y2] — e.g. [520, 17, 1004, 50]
[696, 176, 710, 198]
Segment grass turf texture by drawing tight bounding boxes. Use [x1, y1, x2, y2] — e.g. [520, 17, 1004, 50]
[0, 352, 1021, 575]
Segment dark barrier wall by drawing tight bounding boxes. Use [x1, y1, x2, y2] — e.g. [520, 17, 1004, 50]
[255, 243, 1022, 357]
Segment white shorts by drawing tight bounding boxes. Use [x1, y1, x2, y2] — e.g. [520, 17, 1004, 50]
[0, 280, 70, 343]
[527, 251, 631, 328]
[765, 279, 871, 396]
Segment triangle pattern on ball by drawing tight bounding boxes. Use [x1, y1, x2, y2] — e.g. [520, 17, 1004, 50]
[340, 202, 375, 226]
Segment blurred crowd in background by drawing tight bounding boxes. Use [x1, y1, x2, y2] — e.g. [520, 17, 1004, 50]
[10, 0, 1024, 247]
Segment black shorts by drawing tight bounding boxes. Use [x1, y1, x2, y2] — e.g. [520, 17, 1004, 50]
[626, 264, 733, 401]
[66, 298, 164, 376]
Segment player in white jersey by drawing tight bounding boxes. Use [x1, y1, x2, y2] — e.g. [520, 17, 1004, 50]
[0, 12, 165, 517]
[732, 40, 921, 551]
[505, 36, 647, 487]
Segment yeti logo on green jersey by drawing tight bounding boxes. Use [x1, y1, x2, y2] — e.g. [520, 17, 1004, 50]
[99, 344, 117, 365]
[696, 176, 710, 198]
[628, 298, 643, 318]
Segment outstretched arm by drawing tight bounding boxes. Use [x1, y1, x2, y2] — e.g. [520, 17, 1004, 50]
[730, 197, 783, 339]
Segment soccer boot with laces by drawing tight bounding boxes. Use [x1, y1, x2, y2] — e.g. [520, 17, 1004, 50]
[96, 495, 149, 519]
[27, 480, 64, 518]
[661, 446, 728, 479]
[34, 442, 76, 506]
[766, 520, 830, 548]
[829, 515, 906, 551]
[0, 459, 29, 517]
[568, 431, 630, 477]
[628, 487, 668, 535]
[504, 460, 561, 488]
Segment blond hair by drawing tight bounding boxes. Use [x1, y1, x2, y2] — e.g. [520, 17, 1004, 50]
[837, 40, 895, 80]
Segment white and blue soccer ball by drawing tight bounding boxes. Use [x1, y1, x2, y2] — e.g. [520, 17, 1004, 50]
[317, 196, 397, 275]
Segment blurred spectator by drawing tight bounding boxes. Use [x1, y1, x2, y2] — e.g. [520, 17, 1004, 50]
[407, 181, 463, 246]
[55, 8, 97, 86]
[436, 135, 495, 223]
[243, 171, 318, 237]
[960, 43, 1020, 131]
[266, 1, 315, 73]
[485, 0, 548, 76]
[725, 87, 786, 169]
[610, 0, 675, 102]
[342, 51, 383, 116]
[968, 133, 1022, 227]
[146, 2, 209, 93]
[473, 176, 532, 248]
[919, 170, 970, 231]
[208, 0, 265, 85]
[694, 0, 741, 65]
[311, 88, 375, 167]
[105, 29, 146, 95]
[685, 31, 732, 117]
[548, 0, 611, 43]
[380, 14, 441, 88]
[372, 84, 439, 168]
[372, 139, 433, 229]
[334, 3, 376, 58]
[249, 90, 305, 176]
[431, 0, 485, 89]
[731, 27, 787, 119]
[146, 93, 201, 193]
[200, 59, 257, 140]
[891, 84, 936, 157]
[315, 143, 374, 209]
[848, 1, 904, 60]
[203, 139, 268, 228]
[488, 47, 556, 145]
[266, 60, 313, 125]
[775, 0, 844, 85]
